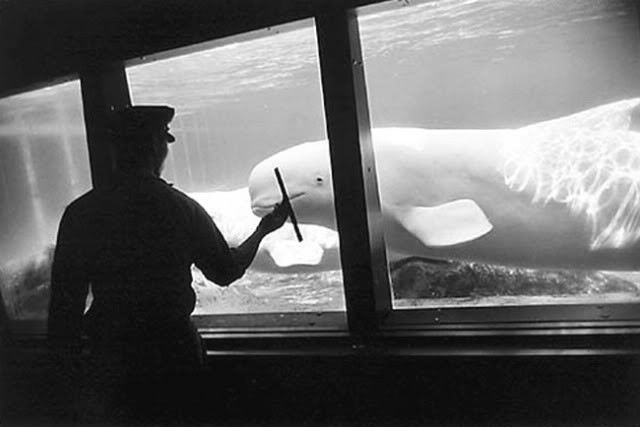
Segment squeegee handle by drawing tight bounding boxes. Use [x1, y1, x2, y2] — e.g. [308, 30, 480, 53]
[274, 167, 303, 242]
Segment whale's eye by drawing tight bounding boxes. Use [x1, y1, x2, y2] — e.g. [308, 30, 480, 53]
[316, 176, 324, 183]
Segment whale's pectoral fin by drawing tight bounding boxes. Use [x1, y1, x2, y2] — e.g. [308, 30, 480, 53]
[396, 199, 493, 247]
[264, 240, 324, 267]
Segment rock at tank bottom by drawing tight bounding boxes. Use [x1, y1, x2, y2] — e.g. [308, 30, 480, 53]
[390, 257, 640, 300]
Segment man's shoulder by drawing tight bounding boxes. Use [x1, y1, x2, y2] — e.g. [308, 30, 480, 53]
[152, 180, 211, 220]
[56, 190, 103, 228]
[64, 179, 205, 218]
[65, 189, 97, 212]
[157, 180, 199, 206]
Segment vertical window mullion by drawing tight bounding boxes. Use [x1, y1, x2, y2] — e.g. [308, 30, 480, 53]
[315, 8, 392, 340]
[79, 61, 131, 190]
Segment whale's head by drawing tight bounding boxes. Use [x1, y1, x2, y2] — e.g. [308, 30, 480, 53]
[249, 141, 336, 229]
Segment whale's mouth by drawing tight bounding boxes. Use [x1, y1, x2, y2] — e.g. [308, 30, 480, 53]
[252, 192, 304, 216]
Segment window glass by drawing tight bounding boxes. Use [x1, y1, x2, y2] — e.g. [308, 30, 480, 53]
[127, 20, 345, 315]
[0, 81, 92, 319]
[358, 0, 640, 309]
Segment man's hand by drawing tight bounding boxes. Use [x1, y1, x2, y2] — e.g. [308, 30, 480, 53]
[258, 202, 289, 234]
[232, 201, 289, 275]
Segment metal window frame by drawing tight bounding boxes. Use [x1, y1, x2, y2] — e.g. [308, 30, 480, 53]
[79, 61, 131, 189]
[315, 7, 393, 340]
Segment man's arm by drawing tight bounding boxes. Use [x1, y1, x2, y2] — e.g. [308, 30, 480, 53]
[194, 202, 288, 286]
[48, 208, 90, 356]
[231, 202, 289, 275]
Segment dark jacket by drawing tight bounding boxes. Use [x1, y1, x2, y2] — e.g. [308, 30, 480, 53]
[48, 173, 241, 363]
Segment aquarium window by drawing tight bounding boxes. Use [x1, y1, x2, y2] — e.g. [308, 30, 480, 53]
[357, 0, 640, 318]
[0, 81, 92, 320]
[126, 19, 348, 321]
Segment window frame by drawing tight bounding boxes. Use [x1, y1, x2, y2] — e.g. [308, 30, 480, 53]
[346, 0, 640, 335]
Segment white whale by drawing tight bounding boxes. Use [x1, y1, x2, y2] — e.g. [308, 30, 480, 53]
[248, 98, 640, 271]
[188, 188, 339, 272]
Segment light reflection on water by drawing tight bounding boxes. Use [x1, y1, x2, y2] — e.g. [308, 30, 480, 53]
[502, 104, 640, 250]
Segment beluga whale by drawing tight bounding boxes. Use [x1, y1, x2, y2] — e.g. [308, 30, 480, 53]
[248, 98, 640, 271]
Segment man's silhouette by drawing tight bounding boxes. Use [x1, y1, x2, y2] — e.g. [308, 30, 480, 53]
[47, 105, 288, 419]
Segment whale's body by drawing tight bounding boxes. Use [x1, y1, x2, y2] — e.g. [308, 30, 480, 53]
[248, 98, 640, 271]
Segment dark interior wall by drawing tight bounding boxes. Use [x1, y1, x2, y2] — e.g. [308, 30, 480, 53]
[0, 0, 377, 97]
[3, 348, 640, 425]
